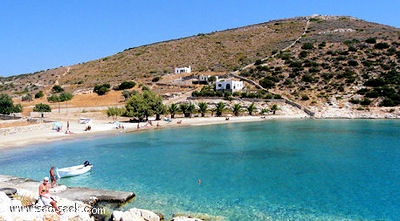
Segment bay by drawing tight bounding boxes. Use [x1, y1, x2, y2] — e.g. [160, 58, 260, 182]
[0, 119, 399, 220]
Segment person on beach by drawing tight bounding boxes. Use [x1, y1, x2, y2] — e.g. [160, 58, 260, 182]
[39, 177, 61, 215]
[49, 167, 57, 188]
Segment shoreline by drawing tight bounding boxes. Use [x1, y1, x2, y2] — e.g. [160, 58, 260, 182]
[0, 114, 308, 150]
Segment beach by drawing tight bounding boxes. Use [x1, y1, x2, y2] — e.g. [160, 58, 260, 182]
[0, 112, 308, 150]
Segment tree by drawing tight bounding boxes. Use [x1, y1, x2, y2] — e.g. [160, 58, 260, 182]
[168, 103, 178, 118]
[106, 107, 125, 120]
[247, 103, 256, 115]
[94, 83, 111, 95]
[125, 90, 164, 121]
[59, 92, 73, 102]
[143, 90, 165, 120]
[179, 102, 195, 118]
[233, 103, 241, 116]
[125, 93, 147, 121]
[52, 85, 64, 93]
[33, 103, 51, 112]
[270, 104, 279, 115]
[215, 102, 225, 117]
[198, 102, 208, 117]
[0, 94, 15, 114]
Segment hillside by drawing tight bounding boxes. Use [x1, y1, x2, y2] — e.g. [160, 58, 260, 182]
[0, 15, 399, 115]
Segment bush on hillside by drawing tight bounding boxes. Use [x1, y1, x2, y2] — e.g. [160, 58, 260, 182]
[35, 91, 44, 99]
[52, 85, 64, 93]
[116, 81, 136, 90]
[374, 42, 390, 50]
[365, 37, 376, 44]
[94, 83, 111, 95]
[301, 42, 314, 50]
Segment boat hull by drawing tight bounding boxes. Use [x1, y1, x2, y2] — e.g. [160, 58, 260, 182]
[56, 164, 93, 178]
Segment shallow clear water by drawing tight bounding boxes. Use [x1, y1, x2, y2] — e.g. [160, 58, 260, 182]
[1, 119, 399, 220]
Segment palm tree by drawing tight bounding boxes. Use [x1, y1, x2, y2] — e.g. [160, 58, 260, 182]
[215, 102, 225, 117]
[270, 104, 279, 115]
[261, 108, 269, 115]
[233, 103, 241, 116]
[247, 103, 256, 115]
[168, 103, 178, 118]
[179, 102, 195, 117]
[198, 102, 208, 117]
[179, 103, 189, 117]
[187, 103, 196, 118]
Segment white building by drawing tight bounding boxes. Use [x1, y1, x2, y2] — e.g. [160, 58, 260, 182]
[198, 75, 218, 83]
[175, 66, 191, 74]
[216, 79, 244, 92]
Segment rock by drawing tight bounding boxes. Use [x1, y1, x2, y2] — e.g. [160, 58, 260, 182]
[0, 191, 11, 213]
[112, 209, 144, 221]
[112, 208, 161, 221]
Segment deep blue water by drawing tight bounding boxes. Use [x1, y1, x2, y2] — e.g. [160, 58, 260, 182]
[0, 119, 399, 220]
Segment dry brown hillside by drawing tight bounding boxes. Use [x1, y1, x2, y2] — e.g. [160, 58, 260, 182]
[1, 15, 399, 112]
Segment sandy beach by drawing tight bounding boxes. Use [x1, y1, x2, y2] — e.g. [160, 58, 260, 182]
[0, 113, 308, 150]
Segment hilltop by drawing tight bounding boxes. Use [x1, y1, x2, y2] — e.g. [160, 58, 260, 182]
[0, 15, 399, 118]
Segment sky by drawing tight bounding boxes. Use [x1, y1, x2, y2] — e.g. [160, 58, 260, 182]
[1, 0, 399, 77]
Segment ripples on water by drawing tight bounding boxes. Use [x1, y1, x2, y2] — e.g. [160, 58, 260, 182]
[1, 119, 399, 220]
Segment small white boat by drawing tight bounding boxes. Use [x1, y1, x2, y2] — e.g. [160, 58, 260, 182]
[56, 161, 93, 179]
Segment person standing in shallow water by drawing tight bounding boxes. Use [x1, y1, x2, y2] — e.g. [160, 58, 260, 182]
[49, 166, 57, 188]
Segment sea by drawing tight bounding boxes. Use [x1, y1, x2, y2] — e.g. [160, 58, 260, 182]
[0, 119, 399, 220]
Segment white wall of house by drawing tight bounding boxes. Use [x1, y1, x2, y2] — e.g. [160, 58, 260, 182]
[216, 80, 244, 92]
[199, 75, 209, 82]
[175, 66, 191, 74]
[198, 75, 218, 82]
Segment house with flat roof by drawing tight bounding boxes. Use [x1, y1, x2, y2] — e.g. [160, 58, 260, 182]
[215, 79, 244, 92]
[175, 66, 191, 74]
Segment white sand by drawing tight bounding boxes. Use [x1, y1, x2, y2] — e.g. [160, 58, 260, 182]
[0, 113, 308, 149]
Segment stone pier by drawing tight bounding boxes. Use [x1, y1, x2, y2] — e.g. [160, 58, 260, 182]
[0, 175, 135, 205]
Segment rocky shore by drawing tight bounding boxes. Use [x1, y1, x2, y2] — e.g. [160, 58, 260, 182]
[0, 175, 206, 221]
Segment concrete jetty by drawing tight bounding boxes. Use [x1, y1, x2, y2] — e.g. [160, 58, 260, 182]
[0, 175, 135, 205]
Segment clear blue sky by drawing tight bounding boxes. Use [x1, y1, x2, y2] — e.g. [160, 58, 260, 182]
[1, 0, 399, 77]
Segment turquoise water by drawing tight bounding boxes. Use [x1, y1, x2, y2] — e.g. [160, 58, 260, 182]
[1, 120, 399, 220]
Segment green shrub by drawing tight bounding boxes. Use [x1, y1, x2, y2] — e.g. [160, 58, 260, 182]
[94, 83, 111, 95]
[152, 76, 161, 82]
[374, 42, 390, 49]
[349, 98, 360, 104]
[365, 37, 376, 44]
[348, 60, 358, 66]
[35, 91, 44, 99]
[360, 98, 371, 105]
[301, 94, 310, 100]
[301, 42, 314, 50]
[259, 78, 275, 89]
[21, 94, 33, 102]
[364, 78, 386, 87]
[51, 85, 64, 93]
[33, 103, 51, 112]
[117, 81, 136, 90]
[299, 51, 308, 58]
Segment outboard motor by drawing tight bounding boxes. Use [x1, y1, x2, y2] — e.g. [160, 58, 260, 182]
[84, 161, 90, 167]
